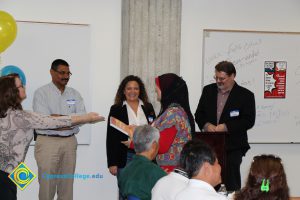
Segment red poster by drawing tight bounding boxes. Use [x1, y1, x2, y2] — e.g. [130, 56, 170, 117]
[264, 61, 287, 98]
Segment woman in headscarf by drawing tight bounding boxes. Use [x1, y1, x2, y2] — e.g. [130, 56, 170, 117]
[153, 73, 195, 172]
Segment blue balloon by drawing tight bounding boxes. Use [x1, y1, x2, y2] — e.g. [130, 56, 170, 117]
[0, 65, 26, 86]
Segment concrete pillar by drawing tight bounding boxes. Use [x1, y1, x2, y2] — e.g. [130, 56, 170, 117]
[121, 0, 181, 112]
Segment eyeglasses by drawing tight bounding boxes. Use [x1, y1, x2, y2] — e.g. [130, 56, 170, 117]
[213, 75, 228, 82]
[53, 69, 72, 76]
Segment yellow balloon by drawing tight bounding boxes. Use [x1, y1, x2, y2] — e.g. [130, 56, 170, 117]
[0, 10, 17, 53]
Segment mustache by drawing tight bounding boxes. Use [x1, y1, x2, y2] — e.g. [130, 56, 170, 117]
[61, 78, 69, 81]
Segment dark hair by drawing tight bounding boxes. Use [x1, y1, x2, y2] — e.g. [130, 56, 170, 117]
[179, 139, 202, 171]
[215, 61, 236, 76]
[0, 74, 23, 118]
[183, 139, 216, 178]
[156, 73, 195, 134]
[114, 75, 149, 105]
[235, 154, 289, 200]
[51, 59, 69, 70]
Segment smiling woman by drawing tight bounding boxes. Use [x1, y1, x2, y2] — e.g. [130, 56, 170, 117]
[106, 75, 156, 200]
[0, 74, 104, 200]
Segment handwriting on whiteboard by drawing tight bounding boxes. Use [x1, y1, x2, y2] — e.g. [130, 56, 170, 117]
[205, 39, 262, 70]
[255, 104, 289, 127]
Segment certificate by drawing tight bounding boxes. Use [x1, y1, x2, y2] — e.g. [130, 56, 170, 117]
[110, 117, 132, 136]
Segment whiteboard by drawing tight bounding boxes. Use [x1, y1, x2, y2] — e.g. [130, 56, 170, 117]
[1, 21, 92, 144]
[202, 29, 300, 143]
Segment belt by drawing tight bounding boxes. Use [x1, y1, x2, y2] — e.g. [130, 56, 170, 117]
[37, 133, 74, 138]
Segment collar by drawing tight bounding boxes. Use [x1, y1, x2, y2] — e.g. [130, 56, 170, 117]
[189, 179, 216, 192]
[122, 99, 144, 106]
[174, 168, 189, 178]
[50, 82, 68, 95]
[134, 154, 151, 162]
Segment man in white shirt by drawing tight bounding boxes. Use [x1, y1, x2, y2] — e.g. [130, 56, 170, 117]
[151, 140, 200, 200]
[175, 140, 226, 200]
[33, 59, 86, 200]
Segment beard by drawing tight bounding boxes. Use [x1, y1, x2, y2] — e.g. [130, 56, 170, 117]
[217, 82, 224, 90]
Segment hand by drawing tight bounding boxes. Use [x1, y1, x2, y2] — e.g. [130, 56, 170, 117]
[87, 112, 105, 123]
[108, 166, 118, 176]
[206, 124, 217, 132]
[127, 125, 137, 138]
[216, 123, 227, 132]
[121, 139, 131, 148]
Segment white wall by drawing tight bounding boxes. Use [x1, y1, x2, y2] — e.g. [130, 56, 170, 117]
[1, 0, 300, 199]
[181, 0, 300, 196]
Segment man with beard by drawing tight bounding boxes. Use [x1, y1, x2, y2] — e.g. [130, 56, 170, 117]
[33, 59, 86, 200]
[194, 61, 256, 191]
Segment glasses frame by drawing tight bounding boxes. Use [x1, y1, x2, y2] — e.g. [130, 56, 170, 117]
[53, 69, 72, 76]
[213, 75, 228, 82]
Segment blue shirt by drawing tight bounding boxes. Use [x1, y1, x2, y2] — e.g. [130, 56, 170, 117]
[33, 82, 86, 136]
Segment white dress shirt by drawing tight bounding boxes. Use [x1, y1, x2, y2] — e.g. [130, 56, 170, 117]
[124, 99, 148, 126]
[152, 170, 189, 200]
[175, 179, 227, 200]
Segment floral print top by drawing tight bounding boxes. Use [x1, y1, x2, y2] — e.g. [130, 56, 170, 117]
[153, 103, 192, 167]
[0, 108, 71, 173]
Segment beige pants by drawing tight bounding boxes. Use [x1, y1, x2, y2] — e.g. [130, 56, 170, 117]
[34, 135, 77, 200]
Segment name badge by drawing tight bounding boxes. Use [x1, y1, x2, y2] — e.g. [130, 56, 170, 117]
[230, 110, 239, 117]
[66, 99, 76, 105]
[148, 116, 154, 123]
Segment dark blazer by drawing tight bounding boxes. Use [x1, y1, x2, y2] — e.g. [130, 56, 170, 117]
[195, 82, 256, 155]
[106, 102, 156, 168]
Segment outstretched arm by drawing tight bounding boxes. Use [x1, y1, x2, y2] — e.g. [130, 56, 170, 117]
[71, 112, 105, 125]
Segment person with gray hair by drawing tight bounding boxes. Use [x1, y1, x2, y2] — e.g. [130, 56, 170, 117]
[133, 125, 160, 154]
[175, 140, 226, 200]
[118, 125, 167, 200]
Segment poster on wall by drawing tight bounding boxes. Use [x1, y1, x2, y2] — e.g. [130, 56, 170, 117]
[264, 61, 287, 98]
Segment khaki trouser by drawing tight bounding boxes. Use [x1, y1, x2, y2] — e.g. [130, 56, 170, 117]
[34, 135, 77, 200]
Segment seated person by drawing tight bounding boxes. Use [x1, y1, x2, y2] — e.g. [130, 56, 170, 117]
[151, 140, 200, 200]
[118, 125, 167, 200]
[234, 154, 289, 200]
[175, 140, 226, 200]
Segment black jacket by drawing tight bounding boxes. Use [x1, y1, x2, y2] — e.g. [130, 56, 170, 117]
[106, 102, 156, 168]
[195, 82, 256, 155]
